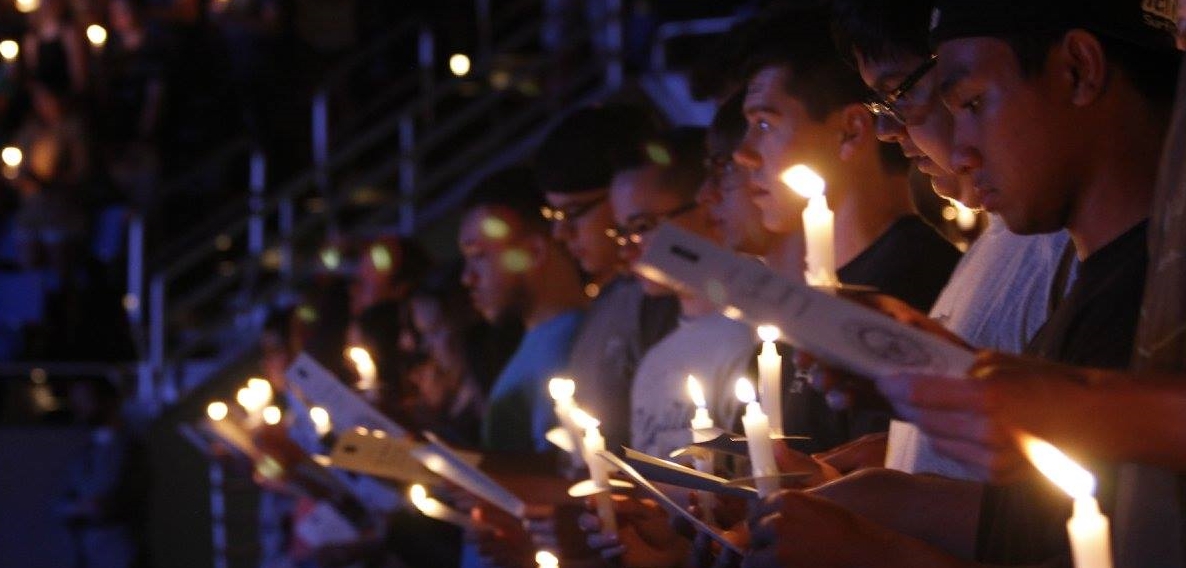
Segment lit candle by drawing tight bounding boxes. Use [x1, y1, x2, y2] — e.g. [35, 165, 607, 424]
[735, 378, 779, 497]
[686, 375, 716, 523]
[206, 401, 255, 455]
[236, 378, 272, 428]
[409, 484, 477, 529]
[262, 405, 282, 425]
[1021, 434, 1112, 568]
[310, 406, 333, 437]
[535, 550, 559, 568]
[572, 408, 617, 535]
[1, 146, 21, 181]
[0, 40, 18, 64]
[85, 24, 107, 53]
[781, 165, 837, 287]
[347, 346, 379, 394]
[548, 377, 585, 468]
[755, 325, 784, 437]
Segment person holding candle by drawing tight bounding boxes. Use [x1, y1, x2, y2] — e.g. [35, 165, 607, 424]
[744, 1, 1180, 568]
[732, 4, 961, 446]
[537, 104, 681, 454]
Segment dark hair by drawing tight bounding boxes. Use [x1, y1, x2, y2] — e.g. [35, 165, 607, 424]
[831, 0, 934, 65]
[462, 166, 550, 235]
[619, 127, 709, 202]
[534, 104, 661, 194]
[708, 93, 747, 156]
[1002, 31, 1180, 105]
[741, 4, 911, 175]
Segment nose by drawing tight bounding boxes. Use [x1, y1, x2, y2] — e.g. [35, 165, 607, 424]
[874, 114, 908, 144]
[949, 144, 983, 177]
[733, 134, 761, 171]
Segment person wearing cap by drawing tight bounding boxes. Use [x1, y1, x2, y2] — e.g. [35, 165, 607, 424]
[744, 1, 1181, 567]
[536, 104, 682, 454]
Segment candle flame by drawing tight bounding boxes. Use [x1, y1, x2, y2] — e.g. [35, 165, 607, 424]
[450, 53, 472, 77]
[570, 407, 600, 431]
[757, 325, 781, 343]
[1, 146, 20, 168]
[780, 165, 826, 199]
[206, 401, 229, 421]
[262, 405, 282, 425]
[735, 377, 757, 404]
[85, 24, 108, 47]
[236, 386, 269, 412]
[347, 346, 374, 367]
[535, 550, 559, 568]
[1020, 433, 1096, 500]
[548, 377, 575, 401]
[310, 406, 332, 436]
[409, 484, 430, 509]
[247, 377, 273, 401]
[686, 375, 707, 409]
[0, 40, 17, 62]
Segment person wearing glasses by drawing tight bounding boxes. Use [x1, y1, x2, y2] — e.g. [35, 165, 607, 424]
[832, 0, 1076, 480]
[731, 6, 960, 451]
[535, 105, 681, 455]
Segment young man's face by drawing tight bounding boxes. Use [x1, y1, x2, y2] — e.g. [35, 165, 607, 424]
[543, 188, 620, 282]
[855, 51, 981, 208]
[697, 138, 775, 255]
[734, 66, 837, 234]
[937, 37, 1079, 234]
[610, 166, 711, 296]
[458, 205, 534, 323]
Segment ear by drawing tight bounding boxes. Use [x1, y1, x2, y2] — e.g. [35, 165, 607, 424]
[1059, 29, 1108, 107]
[837, 103, 876, 162]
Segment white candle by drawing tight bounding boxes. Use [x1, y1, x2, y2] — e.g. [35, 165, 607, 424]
[781, 165, 837, 287]
[572, 408, 617, 535]
[548, 377, 585, 468]
[206, 401, 256, 456]
[236, 379, 272, 428]
[409, 484, 477, 529]
[310, 406, 333, 437]
[686, 375, 716, 524]
[736, 378, 780, 497]
[347, 346, 379, 394]
[1021, 435, 1112, 568]
[755, 325, 784, 437]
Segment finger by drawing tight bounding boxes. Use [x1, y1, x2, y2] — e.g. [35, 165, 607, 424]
[914, 408, 998, 445]
[578, 512, 602, 533]
[927, 436, 1027, 483]
[906, 377, 993, 411]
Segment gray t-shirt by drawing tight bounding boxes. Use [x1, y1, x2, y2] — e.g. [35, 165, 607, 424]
[630, 313, 752, 462]
[886, 216, 1073, 479]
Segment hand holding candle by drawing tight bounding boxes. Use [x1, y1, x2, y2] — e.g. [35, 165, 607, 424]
[571, 408, 617, 536]
[781, 165, 837, 287]
[755, 325, 784, 437]
[1021, 434, 1112, 568]
[736, 378, 780, 497]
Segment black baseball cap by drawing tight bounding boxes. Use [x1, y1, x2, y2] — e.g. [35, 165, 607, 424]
[929, 0, 1178, 52]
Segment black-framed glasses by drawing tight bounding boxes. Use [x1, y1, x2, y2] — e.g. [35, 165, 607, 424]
[540, 194, 608, 224]
[605, 201, 700, 246]
[863, 54, 938, 124]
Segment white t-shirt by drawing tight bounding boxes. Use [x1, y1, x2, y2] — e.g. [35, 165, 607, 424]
[630, 313, 753, 462]
[886, 216, 1074, 479]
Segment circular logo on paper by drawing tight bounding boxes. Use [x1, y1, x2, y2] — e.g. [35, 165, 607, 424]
[842, 321, 935, 368]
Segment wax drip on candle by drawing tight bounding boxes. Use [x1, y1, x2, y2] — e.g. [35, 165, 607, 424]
[755, 325, 784, 437]
[1021, 434, 1112, 568]
[736, 377, 780, 497]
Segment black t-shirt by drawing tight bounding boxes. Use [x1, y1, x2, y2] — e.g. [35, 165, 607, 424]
[837, 215, 963, 312]
[977, 220, 1149, 565]
[787, 215, 962, 448]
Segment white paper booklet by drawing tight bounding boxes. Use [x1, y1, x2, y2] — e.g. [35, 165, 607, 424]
[285, 353, 407, 437]
[636, 225, 976, 380]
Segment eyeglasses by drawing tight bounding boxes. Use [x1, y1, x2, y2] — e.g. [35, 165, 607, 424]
[863, 54, 938, 125]
[540, 194, 608, 224]
[605, 201, 700, 246]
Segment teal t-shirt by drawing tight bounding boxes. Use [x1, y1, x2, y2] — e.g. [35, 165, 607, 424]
[481, 309, 584, 453]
